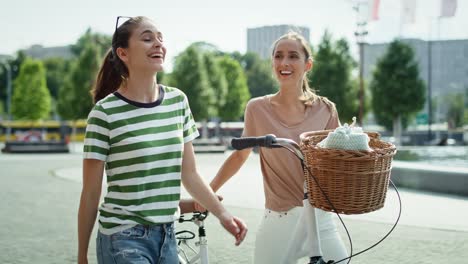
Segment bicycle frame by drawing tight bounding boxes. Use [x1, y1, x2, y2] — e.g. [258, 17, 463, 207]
[177, 212, 209, 264]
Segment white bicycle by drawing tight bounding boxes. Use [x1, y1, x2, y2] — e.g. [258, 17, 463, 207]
[176, 211, 210, 264]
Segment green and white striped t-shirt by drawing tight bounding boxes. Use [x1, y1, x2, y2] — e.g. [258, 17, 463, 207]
[83, 85, 199, 234]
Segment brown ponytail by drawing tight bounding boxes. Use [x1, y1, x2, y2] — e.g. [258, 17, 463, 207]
[92, 49, 124, 103]
[91, 16, 148, 103]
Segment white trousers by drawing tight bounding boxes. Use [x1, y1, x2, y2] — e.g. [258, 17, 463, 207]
[254, 202, 348, 264]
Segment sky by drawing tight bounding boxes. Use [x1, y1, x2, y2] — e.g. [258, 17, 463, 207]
[1, 0, 467, 70]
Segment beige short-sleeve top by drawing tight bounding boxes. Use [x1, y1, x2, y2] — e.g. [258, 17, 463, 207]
[242, 95, 340, 211]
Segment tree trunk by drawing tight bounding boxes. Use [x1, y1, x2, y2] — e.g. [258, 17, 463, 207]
[393, 115, 402, 146]
[201, 119, 208, 139]
[71, 120, 77, 152]
[213, 117, 221, 143]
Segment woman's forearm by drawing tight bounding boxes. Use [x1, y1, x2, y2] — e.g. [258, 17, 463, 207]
[181, 142, 248, 245]
[77, 190, 100, 262]
[77, 159, 104, 263]
[182, 169, 226, 218]
[210, 149, 251, 192]
[181, 142, 231, 218]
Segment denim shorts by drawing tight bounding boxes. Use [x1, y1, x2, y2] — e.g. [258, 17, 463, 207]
[96, 223, 178, 264]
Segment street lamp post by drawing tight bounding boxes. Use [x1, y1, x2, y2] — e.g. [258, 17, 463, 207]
[6, 64, 12, 140]
[427, 39, 433, 143]
[1, 61, 12, 140]
[352, 1, 369, 126]
[355, 22, 368, 126]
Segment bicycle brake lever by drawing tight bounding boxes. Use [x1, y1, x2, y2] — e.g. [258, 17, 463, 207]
[178, 215, 186, 223]
[269, 143, 283, 148]
[193, 211, 208, 221]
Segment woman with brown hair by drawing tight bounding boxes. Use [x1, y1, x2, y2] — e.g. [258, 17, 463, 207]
[77, 16, 247, 264]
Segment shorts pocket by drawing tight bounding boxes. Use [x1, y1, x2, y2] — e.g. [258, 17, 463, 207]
[111, 225, 147, 240]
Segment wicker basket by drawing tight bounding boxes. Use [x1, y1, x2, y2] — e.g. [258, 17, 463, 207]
[299, 130, 397, 215]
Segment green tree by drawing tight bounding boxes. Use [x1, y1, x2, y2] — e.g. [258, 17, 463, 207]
[309, 31, 360, 123]
[203, 53, 228, 114]
[11, 58, 51, 120]
[0, 51, 27, 113]
[0, 63, 7, 112]
[445, 93, 464, 128]
[9, 51, 27, 80]
[190, 42, 223, 56]
[218, 56, 250, 121]
[369, 40, 425, 144]
[235, 52, 277, 99]
[464, 110, 468, 125]
[187, 42, 228, 114]
[43, 57, 70, 99]
[0, 64, 8, 116]
[71, 28, 111, 56]
[43, 57, 71, 119]
[230, 51, 244, 64]
[57, 44, 100, 120]
[170, 45, 216, 121]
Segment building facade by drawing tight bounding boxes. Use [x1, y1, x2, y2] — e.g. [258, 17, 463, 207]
[22, 45, 74, 60]
[247, 25, 310, 60]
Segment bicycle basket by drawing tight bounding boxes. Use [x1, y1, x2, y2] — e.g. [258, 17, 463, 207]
[299, 130, 397, 215]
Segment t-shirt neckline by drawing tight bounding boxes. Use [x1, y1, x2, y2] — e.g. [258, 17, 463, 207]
[264, 95, 311, 129]
[114, 85, 165, 108]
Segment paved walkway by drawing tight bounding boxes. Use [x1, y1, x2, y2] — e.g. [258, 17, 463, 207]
[1, 147, 468, 263]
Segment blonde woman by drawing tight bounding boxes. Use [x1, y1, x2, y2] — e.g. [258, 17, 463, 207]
[202, 32, 347, 264]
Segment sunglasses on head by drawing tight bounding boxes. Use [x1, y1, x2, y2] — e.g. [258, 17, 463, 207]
[115, 16, 132, 32]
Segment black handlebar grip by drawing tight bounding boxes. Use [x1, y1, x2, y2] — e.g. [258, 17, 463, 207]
[231, 134, 277, 150]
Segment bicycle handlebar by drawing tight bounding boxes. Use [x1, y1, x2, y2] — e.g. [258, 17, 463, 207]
[231, 135, 304, 161]
[231, 134, 279, 150]
[178, 211, 209, 223]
